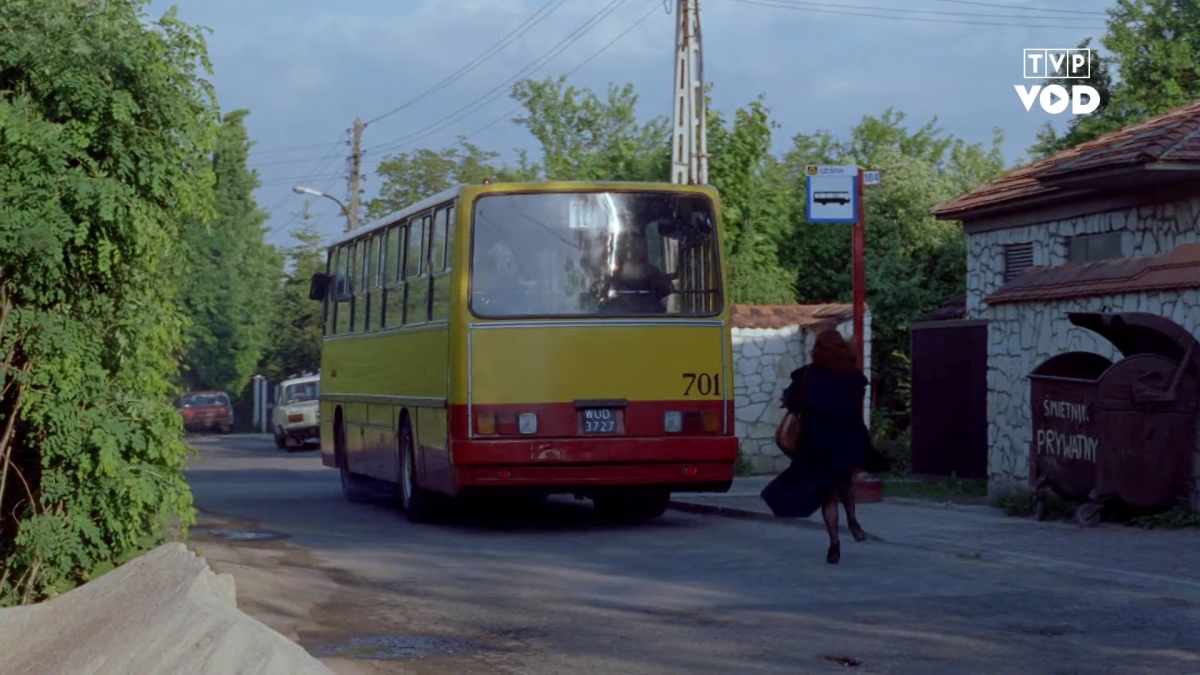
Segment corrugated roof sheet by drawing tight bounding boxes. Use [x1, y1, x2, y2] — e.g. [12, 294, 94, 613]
[730, 303, 853, 329]
[985, 242, 1200, 305]
[932, 99, 1200, 219]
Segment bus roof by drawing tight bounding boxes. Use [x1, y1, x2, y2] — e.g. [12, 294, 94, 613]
[325, 181, 717, 249]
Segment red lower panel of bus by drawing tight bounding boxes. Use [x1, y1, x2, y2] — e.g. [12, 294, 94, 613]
[436, 401, 738, 493]
[448, 400, 735, 439]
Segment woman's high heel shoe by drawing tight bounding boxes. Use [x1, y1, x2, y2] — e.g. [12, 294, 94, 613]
[826, 542, 841, 564]
[848, 519, 867, 542]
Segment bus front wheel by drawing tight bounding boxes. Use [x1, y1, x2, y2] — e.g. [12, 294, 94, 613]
[399, 421, 438, 523]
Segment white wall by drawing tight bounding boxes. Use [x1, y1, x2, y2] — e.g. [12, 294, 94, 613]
[732, 312, 872, 475]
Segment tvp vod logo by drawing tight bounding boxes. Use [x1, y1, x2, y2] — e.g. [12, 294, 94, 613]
[1016, 49, 1100, 115]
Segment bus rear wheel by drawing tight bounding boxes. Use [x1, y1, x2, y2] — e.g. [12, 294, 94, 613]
[399, 421, 438, 523]
[593, 489, 671, 522]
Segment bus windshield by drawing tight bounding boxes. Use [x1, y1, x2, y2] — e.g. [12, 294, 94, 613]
[470, 191, 722, 318]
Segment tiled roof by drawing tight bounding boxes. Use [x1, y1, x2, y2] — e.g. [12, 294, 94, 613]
[919, 294, 967, 321]
[932, 99, 1200, 219]
[730, 303, 853, 329]
[986, 242, 1200, 305]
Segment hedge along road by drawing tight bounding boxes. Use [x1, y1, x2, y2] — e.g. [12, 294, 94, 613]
[184, 434, 1200, 675]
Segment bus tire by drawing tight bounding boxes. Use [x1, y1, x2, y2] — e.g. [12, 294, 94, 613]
[594, 489, 670, 522]
[336, 419, 371, 504]
[399, 420, 437, 523]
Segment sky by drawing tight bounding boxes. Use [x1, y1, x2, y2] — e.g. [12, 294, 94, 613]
[146, 0, 1113, 247]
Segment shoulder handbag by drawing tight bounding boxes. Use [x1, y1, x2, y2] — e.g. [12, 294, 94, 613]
[774, 368, 809, 457]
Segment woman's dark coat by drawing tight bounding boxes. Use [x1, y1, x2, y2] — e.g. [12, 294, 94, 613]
[760, 363, 876, 519]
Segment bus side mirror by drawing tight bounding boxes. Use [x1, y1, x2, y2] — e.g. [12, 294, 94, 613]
[309, 272, 329, 301]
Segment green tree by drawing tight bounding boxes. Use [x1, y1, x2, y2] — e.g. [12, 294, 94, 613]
[260, 203, 326, 381]
[0, 0, 217, 603]
[509, 75, 670, 182]
[706, 96, 795, 304]
[1030, 1, 1200, 157]
[783, 110, 1007, 438]
[367, 137, 509, 218]
[179, 110, 281, 397]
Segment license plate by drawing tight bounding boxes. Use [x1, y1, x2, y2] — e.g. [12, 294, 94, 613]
[580, 408, 618, 435]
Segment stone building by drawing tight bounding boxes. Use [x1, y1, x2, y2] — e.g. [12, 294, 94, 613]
[930, 99, 1200, 508]
[731, 303, 871, 474]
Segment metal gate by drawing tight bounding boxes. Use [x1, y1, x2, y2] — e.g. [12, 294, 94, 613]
[909, 319, 988, 479]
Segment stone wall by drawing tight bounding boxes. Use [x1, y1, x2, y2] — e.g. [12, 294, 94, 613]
[966, 197, 1200, 316]
[981, 291, 1200, 510]
[732, 313, 871, 475]
[966, 196, 1200, 507]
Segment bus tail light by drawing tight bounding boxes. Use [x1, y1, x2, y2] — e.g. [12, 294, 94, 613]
[702, 411, 720, 433]
[476, 412, 496, 435]
[518, 413, 538, 434]
[663, 411, 682, 433]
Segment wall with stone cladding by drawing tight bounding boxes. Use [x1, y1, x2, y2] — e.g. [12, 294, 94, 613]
[732, 314, 872, 475]
[966, 196, 1200, 509]
[965, 197, 1200, 317]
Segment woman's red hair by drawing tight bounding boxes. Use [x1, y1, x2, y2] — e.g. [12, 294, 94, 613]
[812, 329, 859, 375]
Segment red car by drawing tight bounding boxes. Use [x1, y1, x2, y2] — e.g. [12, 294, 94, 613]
[176, 391, 234, 434]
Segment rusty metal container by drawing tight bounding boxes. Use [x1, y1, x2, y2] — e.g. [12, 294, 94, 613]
[1028, 312, 1199, 526]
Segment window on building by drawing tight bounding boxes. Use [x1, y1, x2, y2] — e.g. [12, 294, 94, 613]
[1003, 242, 1034, 282]
[1067, 231, 1122, 264]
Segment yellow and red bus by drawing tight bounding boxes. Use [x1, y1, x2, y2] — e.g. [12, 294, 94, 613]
[309, 181, 736, 522]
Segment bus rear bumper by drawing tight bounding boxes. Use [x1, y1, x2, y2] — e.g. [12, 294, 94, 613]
[450, 436, 737, 493]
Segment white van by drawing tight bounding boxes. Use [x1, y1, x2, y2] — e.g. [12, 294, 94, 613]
[272, 374, 320, 449]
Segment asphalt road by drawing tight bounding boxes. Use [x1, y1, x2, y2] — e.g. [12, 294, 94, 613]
[185, 434, 1200, 675]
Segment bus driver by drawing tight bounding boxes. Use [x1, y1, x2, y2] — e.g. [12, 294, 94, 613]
[608, 231, 673, 314]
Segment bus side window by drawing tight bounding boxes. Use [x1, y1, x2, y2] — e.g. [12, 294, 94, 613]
[445, 204, 456, 269]
[350, 238, 366, 332]
[334, 244, 352, 335]
[367, 232, 382, 331]
[405, 214, 428, 324]
[430, 206, 450, 322]
[322, 248, 334, 335]
[383, 223, 405, 329]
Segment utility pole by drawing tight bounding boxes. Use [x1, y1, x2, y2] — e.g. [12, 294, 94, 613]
[346, 117, 365, 231]
[670, 0, 707, 185]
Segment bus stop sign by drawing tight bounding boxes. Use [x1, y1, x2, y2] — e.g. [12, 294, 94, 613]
[805, 165, 858, 224]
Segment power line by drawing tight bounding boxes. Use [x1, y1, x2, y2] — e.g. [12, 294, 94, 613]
[926, 0, 1109, 15]
[365, 0, 636, 158]
[463, 2, 663, 141]
[728, 0, 1106, 28]
[250, 139, 343, 156]
[749, 0, 1108, 20]
[364, 0, 569, 126]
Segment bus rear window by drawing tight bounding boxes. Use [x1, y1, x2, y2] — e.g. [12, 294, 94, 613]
[470, 191, 721, 318]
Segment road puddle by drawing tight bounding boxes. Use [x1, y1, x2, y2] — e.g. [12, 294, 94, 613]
[316, 635, 487, 660]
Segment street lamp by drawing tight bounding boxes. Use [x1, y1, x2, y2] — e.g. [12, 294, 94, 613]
[292, 185, 352, 232]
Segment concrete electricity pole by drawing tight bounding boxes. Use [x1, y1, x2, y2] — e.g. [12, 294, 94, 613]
[347, 117, 365, 231]
[670, 0, 707, 185]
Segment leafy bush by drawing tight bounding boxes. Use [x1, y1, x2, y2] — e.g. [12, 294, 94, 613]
[0, 0, 217, 604]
